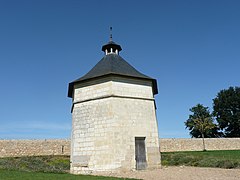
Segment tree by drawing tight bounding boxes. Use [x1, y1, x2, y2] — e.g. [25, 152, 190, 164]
[185, 104, 217, 151]
[213, 86, 240, 137]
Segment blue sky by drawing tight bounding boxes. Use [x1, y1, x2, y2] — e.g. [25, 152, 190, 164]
[0, 0, 239, 139]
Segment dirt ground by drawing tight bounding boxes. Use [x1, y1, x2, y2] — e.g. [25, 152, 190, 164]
[93, 166, 240, 180]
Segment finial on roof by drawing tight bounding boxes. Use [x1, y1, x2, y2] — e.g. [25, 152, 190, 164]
[102, 27, 122, 55]
[110, 27, 113, 42]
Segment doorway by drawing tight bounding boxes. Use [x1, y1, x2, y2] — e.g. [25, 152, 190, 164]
[135, 137, 147, 170]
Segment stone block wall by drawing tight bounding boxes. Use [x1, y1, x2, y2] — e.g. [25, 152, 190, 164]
[0, 139, 70, 157]
[160, 138, 240, 152]
[71, 76, 160, 173]
[1, 138, 240, 158]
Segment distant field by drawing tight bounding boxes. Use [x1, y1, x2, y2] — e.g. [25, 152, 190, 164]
[161, 150, 240, 168]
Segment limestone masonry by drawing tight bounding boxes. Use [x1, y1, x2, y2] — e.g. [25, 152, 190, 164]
[0, 139, 70, 157]
[68, 38, 160, 173]
[160, 138, 240, 152]
[70, 77, 160, 173]
[1, 138, 240, 158]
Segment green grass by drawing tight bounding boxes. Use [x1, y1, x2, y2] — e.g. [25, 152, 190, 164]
[0, 169, 132, 180]
[1, 151, 239, 179]
[161, 150, 240, 169]
[0, 156, 135, 179]
[0, 155, 70, 173]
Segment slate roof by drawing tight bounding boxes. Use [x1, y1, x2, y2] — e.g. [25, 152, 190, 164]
[101, 41, 122, 52]
[68, 53, 158, 98]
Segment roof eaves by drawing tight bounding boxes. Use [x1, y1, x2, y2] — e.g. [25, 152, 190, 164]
[68, 73, 158, 98]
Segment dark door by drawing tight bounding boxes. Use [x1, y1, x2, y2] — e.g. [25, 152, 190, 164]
[135, 137, 147, 170]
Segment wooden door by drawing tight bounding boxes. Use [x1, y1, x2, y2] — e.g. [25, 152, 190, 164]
[135, 137, 147, 170]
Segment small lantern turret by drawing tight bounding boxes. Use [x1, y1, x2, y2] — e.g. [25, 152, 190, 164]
[101, 27, 122, 55]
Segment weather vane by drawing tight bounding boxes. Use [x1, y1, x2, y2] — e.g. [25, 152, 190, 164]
[110, 27, 113, 41]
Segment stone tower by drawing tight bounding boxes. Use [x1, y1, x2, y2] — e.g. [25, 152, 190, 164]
[68, 36, 161, 174]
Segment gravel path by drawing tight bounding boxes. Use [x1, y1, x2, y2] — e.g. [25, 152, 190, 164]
[94, 166, 240, 180]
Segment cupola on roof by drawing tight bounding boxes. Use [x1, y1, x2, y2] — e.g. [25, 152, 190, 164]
[102, 41, 122, 55]
[68, 32, 158, 98]
[102, 27, 122, 55]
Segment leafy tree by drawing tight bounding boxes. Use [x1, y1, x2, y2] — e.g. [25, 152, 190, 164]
[185, 125, 221, 138]
[185, 104, 217, 151]
[213, 86, 240, 137]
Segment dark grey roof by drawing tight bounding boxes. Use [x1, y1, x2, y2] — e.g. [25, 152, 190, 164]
[68, 54, 158, 97]
[102, 41, 122, 52]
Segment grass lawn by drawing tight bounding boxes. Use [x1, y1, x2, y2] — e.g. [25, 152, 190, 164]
[0, 156, 135, 180]
[0, 169, 132, 180]
[161, 150, 240, 168]
[1, 150, 240, 179]
[0, 155, 70, 173]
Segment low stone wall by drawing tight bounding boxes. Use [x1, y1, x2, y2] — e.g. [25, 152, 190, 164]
[0, 139, 70, 157]
[159, 138, 240, 152]
[1, 138, 240, 157]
